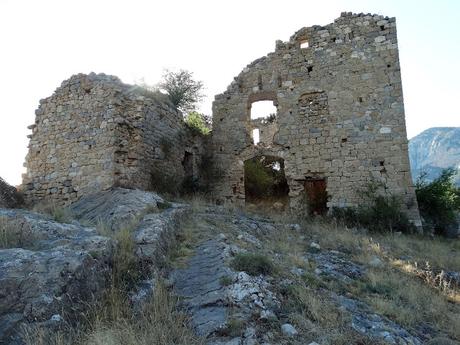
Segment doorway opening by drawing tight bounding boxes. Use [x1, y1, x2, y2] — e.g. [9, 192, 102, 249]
[304, 178, 328, 215]
[244, 155, 289, 208]
[182, 151, 197, 193]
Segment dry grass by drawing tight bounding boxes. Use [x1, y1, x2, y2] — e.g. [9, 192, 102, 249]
[32, 201, 74, 223]
[355, 267, 460, 340]
[284, 284, 382, 345]
[376, 234, 460, 271]
[22, 212, 201, 345]
[0, 216, 36, 249]
[294, 219, 460, 340]
[82, 282, 202, 345]
[19, 203, 460, 344]
[23, 282, 202, 345]
[305, 218, 460, 273]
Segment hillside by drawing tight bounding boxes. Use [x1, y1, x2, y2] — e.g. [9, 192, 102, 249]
[1, 189, 459, 345]
[409, 127, 460, 185]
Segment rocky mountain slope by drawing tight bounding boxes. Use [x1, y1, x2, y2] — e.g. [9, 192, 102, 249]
[409, 127, 460, 185]
[1, 189, 459, 345]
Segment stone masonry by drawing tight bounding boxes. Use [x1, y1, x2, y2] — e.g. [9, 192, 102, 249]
[22, 12, 421, 227]
[211, 12, 421, 226]
[23, 73, 204, 205]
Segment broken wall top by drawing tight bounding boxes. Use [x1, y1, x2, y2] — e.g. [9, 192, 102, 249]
[216, 12, 397, 99]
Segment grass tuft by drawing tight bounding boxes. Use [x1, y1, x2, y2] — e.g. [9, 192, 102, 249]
[0, 216, 36, 249]
[231, 253, 274, 276]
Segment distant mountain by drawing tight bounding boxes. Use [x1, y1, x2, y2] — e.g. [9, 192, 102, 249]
[409, 127, 460, 186]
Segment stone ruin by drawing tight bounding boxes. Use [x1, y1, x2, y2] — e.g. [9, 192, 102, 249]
[22, 73, 206, 205]
[22, 12, 422, 226]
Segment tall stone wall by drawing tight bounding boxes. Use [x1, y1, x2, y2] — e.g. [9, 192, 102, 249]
[211, 12, 421, 226]
[23, 73, 204, 205]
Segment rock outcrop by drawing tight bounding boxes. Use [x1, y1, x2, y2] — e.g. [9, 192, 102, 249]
[0, 188, 187, 344]
[0, 208, 114, 344]
[170, 209, 426, 345]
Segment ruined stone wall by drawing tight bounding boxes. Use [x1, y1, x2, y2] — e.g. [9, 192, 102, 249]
[251, 117, 278, 145]
[212, 12, 421, 226]
[23, 73, 204, 205]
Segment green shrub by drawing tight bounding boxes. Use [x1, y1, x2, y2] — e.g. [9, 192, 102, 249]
[231, 253, 274, 276]
[331, 182, 415, 233]
[158, 69, 204, 113]
[244, 159, 274, 199]
[415, 168, 460, 236]
[219, 275, 233, 286]
[244, 156, 289, 202]
[185, 111, 210, 136]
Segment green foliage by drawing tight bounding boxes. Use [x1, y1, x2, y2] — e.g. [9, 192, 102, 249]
[158, 69, 204, 113]
[244, 156, 289, 202]
[185, 111, 211, 135]
[415, 168, 460, 235]
[331, 181, 415, 233]
[244, 159, 273, 198]
[231, 253, 274, 276]
[219, 275, 233, 286]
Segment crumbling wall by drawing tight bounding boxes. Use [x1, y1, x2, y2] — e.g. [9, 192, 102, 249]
[23, 74, 120, 204]
[23, 73, 204, 205]
[211, 12, 421, 226]
[251, 116, 278, 145]
[0, 177, 23, 208]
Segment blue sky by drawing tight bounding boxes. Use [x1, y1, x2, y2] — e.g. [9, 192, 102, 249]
[0, 0, 458, 185]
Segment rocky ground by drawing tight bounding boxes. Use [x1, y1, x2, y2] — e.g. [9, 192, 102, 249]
[168, 209, 447, 345]
[0, 188, 186, 344]
[1, 190, 459, 345]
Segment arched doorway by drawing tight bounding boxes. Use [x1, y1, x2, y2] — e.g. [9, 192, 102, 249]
[244, 155, 289, 209]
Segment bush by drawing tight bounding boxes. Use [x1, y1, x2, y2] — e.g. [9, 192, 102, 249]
[185, 111, 211, 135]
[331, 182, 415, 233]
[415, 168, 460, 236]
[244, 156, 289, 202]
[231, 253, 274, 276]
[244, 159, 274, 199]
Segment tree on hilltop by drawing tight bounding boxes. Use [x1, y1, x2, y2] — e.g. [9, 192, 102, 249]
[158, 69, 204, 114]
